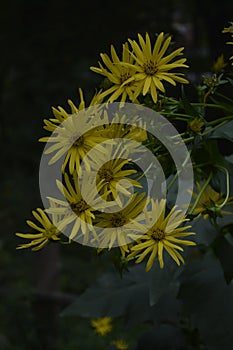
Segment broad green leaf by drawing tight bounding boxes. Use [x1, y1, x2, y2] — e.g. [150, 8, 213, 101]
[178, 251, 233, 350]
[61, 265, 150, 319]
[210, 120, 233, 142]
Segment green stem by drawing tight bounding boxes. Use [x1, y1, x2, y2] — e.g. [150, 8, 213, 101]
[191, 103, 223, 109]
[215, 92, 233, 103]
[161, 112, 192, 119]
[201, 120, 230, 136]
[207, 115, 233, 126]
[188, 172, 213, 215]
[167, 173, 178, 192]
[214, 165, 230, 208]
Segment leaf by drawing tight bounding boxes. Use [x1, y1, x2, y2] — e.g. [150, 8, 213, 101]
[192, 139, 225, 169]
[136, 324, 186, 350]
[178, 251, 233, 350]
[210, 120, 233, 142]
[61, 264, 150, 319]
[213, 223, 233, 283]
[225, 154, 233, 164]
[191, 215, 218, 245]
[149, 254, 182, 306]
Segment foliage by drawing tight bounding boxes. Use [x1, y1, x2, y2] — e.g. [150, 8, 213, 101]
[8, 11, 233, 350]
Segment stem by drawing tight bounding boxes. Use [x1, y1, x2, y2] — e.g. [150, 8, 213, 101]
[215, 92, 233, 103]
[167, 173, 178, 192]
[161, 112, 192, 119]
[188, 172, 213, 215]
[201, 120, 230, 136]
[207, 115, 233, 126]
[214, 165, 230, 208]
[191, 103, 223, 109]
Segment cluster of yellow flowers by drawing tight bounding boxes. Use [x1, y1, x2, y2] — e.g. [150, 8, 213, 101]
[16, 27, 233, 272]
[91, 32, 189, 103]
[91, 317, 128, 349]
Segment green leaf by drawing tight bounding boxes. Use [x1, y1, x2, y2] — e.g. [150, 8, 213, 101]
[178, 251, 233, 350]
[192, 139, 225, 169]
[149, 254, 182, 306]
[225, 154, 233, 164]
[210, 120, 233, 142]
[61, 264, 150, 319]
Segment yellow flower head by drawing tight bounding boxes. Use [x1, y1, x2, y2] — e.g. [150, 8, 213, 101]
[222, 23, 233, 65]
[15, 204, 62, 251]
[111, 339, 128, 350]
[127, 199, 196, 271]
[90, 43, 138, 102]
[42, 88, 103, 133]
[87, 140, 142, 204]
[95, 192, 147, 256]
[191, 183, 233, 219]
[212, 54, 227, 72]
[46, 172, 101, 243]
[40, 107, 108, 174]
[91, 317, 112, 336]
[123, 32, 189, 103]
[99, 113, 147, 142]
[188, 117, 205, 133]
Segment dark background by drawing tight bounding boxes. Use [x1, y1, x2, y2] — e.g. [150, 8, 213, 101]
[0, 1, 232, 349]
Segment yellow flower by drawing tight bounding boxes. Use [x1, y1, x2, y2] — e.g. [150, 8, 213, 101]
[99, 113, 147, 142]
[127, 199, 195, 271]
[191, 183, 233, 219]
[88, 141, 142, 204]
[222, 23, 233, 65]
[213, 54, 227, 72]
[123, 32, 189, 103]
[90, 43, 138, 102]
[39, 108, 108, 174]
[46, 172, 100, 243]
[95, 193, 147, 256]
[16, 204, 62, 251]
[91, 317, 112, 336]
[188, 117, 205, 133]
[42, 88, 103, 133]
[111, 339, 128, 350]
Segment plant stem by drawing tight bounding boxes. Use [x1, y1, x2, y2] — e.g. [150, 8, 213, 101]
[188, 172, 212, 215]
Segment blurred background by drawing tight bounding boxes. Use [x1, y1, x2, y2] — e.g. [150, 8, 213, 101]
[0, 0, 232, 349]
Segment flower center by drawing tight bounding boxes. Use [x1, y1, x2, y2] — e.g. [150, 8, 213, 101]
[73, 135, 84, 147]
[120, 72, 132, 85]
[98, 168, 114, 183]
[151, 228, 165, 241]
[45, 225, 60, 239]
[143, 60, 158, 75]
[110, 213, 127, 227]
[71, 199, 89, 215]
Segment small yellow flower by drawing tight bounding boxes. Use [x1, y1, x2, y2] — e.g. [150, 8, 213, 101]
[111, 339, 128, 350]
[122, 32, 189, 103]
[213, 54, 227, 72]
[222, 23, 233, 65]
[188, 117, 205, 133]
[91, 317, 112, 336]
[127, 199, 195, 271]
[90, 43, 138, 102]
[191, 183, 233, 219]
[15, 204, 62, 251]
